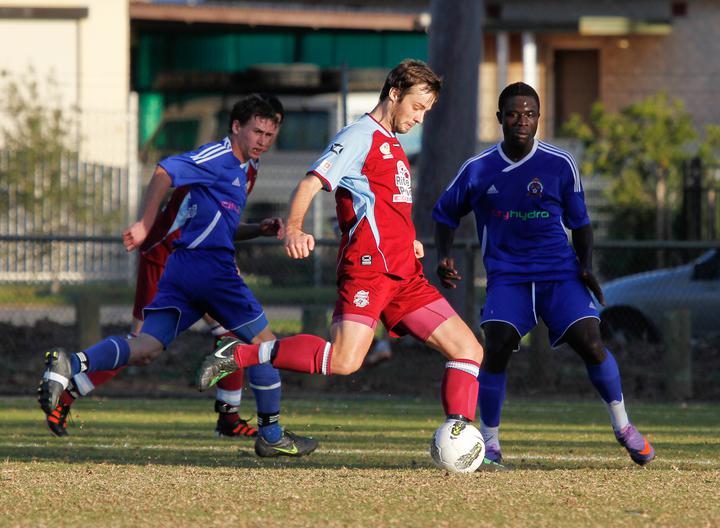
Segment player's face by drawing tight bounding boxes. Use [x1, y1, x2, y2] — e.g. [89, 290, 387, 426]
[390, 84, 436, 134]
[498, 96, 540, 149]
[232, 116, 280, 162]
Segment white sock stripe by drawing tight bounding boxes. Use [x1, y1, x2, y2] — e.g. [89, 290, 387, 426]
[321, 341, 331, 375]
[72, 372, 95, 396]
[211, 325, 229, 336]
[43, 371, 69, 388]
[258, 340, 276, 364]
[445, 360, 480, 377]
[248, 382, 282, 391]
[109, 338, 121, 369]
[215, 388, 242, 406]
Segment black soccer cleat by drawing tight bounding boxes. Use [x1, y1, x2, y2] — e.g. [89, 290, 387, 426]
[197, 337, 241, 391]
[254, 430, 318, 458]
[214, 400, 258, 438]
[46, 402, 71, 437]
[38, 348, 73, 415]
[215, 416, 258, 438]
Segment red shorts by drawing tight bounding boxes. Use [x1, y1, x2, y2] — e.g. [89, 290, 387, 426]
[132, 253, 166, 321]
[333, 272, 456, 340]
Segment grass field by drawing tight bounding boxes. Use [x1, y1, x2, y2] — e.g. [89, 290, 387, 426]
[1, 396, 718, 527]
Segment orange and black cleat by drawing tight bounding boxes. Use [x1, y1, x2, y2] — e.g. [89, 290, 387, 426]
[46, 402, 71, 437]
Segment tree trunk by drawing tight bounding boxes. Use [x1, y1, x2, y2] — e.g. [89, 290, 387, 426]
[415, 0, 483, 320]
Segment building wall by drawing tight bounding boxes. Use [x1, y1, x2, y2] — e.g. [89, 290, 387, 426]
[0, 0, 130, 166]
[478, 0, 720, 142]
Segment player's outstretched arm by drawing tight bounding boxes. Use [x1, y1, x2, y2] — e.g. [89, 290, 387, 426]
[285, 175, 323, 259]
[572, 224, 605, 306]
[435, 222, 462, 288]
[122, 166, 172, 252]
[235, 217, 285, 241]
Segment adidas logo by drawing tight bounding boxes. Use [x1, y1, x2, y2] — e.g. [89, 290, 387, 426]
[232, 177, 241, 187]
[487, 185, 499, 194]
[589, 301, 596, 309]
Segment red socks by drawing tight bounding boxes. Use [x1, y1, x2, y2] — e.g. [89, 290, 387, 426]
[441, 359, 480, 421]
[233, 335, 332, 374]
[217, 369, 244, 391]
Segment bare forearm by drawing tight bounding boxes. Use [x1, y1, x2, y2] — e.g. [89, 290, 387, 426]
[435, 222, 456, 261]
[572, 224, 594, 270]
[139, 167, 172, 228]
[235, 223, 263, 240]
[286, 175, 323, 233]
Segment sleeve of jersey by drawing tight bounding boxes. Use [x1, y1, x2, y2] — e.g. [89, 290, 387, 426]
[158, 154, 216, 188]
[306, 127, 369, 191]
[560, 156, 591, 230]
[432, 164, 475, 229]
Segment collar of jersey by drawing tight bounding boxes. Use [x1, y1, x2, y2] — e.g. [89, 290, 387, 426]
[364, 113, 396, 138]
[498, 139, 538, 172]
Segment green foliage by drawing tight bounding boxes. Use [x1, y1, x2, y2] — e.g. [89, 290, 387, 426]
[562, 93, 698, 240]
[0, 70, 121, 234]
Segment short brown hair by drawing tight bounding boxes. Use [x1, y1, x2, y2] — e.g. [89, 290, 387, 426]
[379, 59, 442, 103]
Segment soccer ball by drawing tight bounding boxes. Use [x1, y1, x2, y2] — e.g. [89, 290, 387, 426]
[430, 419, 486, 473]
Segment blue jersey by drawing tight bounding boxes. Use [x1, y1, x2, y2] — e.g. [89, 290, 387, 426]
[433, 140, 590, 285]
[158, 137, 256, 252]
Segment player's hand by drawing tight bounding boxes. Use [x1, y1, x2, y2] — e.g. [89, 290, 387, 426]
[122, 222, 149, 252]
[580, 269, 605, 306]
[259, 217, 285, 239]
[285, 228, 315, 259]
[437, 257, 462, 289]
[413, 240, 424, 259]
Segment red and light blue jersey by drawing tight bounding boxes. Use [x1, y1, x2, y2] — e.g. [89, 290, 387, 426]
[308, 114, 421, 279]
[157, 137, 259, 253]
[433, 140, 590, 285]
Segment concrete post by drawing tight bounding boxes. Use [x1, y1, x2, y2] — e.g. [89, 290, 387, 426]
[662, 309, 692, 400]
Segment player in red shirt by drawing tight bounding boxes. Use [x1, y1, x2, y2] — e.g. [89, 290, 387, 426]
[198, 60, 486, 437]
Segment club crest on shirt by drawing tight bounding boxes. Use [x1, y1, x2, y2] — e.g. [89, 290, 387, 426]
[330, 143, 344, 155]
[379, 142, 393, 159]
[353, 290, 370, 308]
[527, 178, 544, 198]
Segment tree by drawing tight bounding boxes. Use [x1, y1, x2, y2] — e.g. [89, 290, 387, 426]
[562, 93, 697, 241]
[0, 69, 119, 235]
[414, 0, 482, 319]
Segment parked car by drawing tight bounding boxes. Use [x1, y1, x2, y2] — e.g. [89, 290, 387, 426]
[600, 249, 720, 342]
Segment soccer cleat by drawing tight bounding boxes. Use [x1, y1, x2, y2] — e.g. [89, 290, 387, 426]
[476, 456, 510, 472]
[484, 444, 503, 464]
[215, 415, 258, 438]
[197, 337, 241, 391]
[615, 423, 655, 466]
[254, 430, 318, 458]
[45, 402, 71, 437]
[38, 348, 73, 415]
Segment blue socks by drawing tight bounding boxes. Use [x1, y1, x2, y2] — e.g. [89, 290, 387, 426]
[585, 349, 623, 403]
[71, 336, 131, 375]
[248, 363, 282, 443]
[478, 369, 507, 428]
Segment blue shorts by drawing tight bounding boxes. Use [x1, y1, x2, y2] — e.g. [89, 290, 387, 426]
[141, 249, 268, 347]
[480, 278, 599, 347]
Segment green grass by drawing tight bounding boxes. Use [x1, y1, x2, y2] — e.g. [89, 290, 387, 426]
[0, 282, 337, 307]
[1, 396, 718, 527]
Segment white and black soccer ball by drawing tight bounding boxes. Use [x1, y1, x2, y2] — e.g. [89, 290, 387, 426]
[430, 419, 486, 473]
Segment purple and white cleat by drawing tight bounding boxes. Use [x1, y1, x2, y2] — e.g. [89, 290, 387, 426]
[615, 423, 655, 466]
